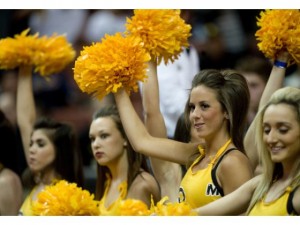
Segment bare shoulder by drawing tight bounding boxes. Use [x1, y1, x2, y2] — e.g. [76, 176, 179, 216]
[0, 168, 23, 215]
[127, 171, 161, 205]
[0, 168, 22, 196]
[219, 150, 252, 173]
[0, 168, 22, 187]
[132, 171, 159, 192]
[293, 186, 300, 215]
[217, 150, 254, 194]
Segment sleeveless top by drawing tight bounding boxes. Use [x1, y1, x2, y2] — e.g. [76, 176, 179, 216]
[18, 186, 37, 216]
[248, 185, 300, 216]
[98, 174, 127, 216]
[179, 139, 236, 208]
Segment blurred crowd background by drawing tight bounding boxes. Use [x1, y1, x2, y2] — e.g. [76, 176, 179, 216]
[1, 9, 299, 192]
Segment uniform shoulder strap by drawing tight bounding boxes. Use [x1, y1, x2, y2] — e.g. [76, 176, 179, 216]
[211, 148, 238, 196]
[287, 185, 300, 215]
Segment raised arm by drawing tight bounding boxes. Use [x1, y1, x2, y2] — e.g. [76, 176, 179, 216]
[244, 51, 289, 172]
[114, 87, 198, 165]
[143, 60, 167, 139]
[16, 65, 35, 162]
[142, 59, 183, 201]
[195, 175, 261, 215]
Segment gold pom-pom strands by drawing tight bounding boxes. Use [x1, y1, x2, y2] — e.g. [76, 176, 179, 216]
[255, 9, 300, 66]
[125, 9, 192, 65]
[32, 180, 99, 216]
[0, 29, 75, 76]
[73, 32, 150, 100]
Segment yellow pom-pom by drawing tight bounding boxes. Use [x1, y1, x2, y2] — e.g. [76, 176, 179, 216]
[125, 9, 192, 65]
[35, 34, 76, 76]
[108, 198, 151, 216]
[150, 196, 196, 216]
[255, 9, 300, 65]
[0, 28, 75, 76]
[32, 180, 100, 216]
[73, 32, 150, 100]
[0, 29, 40, 69]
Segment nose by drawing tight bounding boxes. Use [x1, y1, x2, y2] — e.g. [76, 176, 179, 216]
[29, 145, 37, 155]
[265, 129, 278, 145]
[190, 106, 201, 121]
[91, 137, 101, 150]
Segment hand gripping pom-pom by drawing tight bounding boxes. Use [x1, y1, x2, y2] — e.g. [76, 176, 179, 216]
[255, 9, 300, 66]
[73, 33, 151, 100]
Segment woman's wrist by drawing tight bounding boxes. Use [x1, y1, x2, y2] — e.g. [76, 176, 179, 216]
[274, 60, 287, 69]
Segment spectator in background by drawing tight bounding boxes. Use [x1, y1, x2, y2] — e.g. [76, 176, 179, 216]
[29, 10, 88, 45]
[82, 10, 131, 44]
[191, 10, 247, 70]
[284, 64, 300, 89]
[235, 55, 272, 130]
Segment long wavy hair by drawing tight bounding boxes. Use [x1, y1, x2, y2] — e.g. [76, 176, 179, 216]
[247, 87, 300, 214]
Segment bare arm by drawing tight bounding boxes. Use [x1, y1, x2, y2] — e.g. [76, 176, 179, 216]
[114, 88, 198, 165]
[16, 65, 35, 162]
[195, 175, 261, 215]
[218, 151, 253, 195]
[0, 169, 23, 215]
[143, 59, 183, 201]
[244, 52, 289, 171]
[143, 60, 168, 143]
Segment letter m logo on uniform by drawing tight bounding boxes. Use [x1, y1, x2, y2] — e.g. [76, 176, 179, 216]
[206, 183, 220, 196]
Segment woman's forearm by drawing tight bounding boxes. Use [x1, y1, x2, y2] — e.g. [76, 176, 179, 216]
[16, 66, 35, 159]
[114, 88, 197, 164]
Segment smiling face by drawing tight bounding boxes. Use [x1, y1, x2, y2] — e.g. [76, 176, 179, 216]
[188, 85, 228, 140]
[89, 116, 126, 166]
[263, 103, 300, 165]
[28, 129, 56, 173]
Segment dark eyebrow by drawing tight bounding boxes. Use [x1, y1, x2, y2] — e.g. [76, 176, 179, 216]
[36, 138, 46, 143]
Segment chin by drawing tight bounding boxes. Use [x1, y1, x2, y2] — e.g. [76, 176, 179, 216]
[97, 160, 108, 166]
[30, 167, 41, 174]
[270, 156, 282, 163]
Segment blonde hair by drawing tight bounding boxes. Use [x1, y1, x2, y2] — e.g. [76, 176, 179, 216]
[247, 87, 300, 214]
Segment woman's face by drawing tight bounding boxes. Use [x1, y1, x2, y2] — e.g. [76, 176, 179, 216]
[189, 85, 228, 140]
[263, 103, 300, 164]
[28, 129, 56, 173]
[89, 117, 126, 166]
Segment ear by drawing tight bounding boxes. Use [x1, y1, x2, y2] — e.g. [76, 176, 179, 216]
[224, 112, 229, 120]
